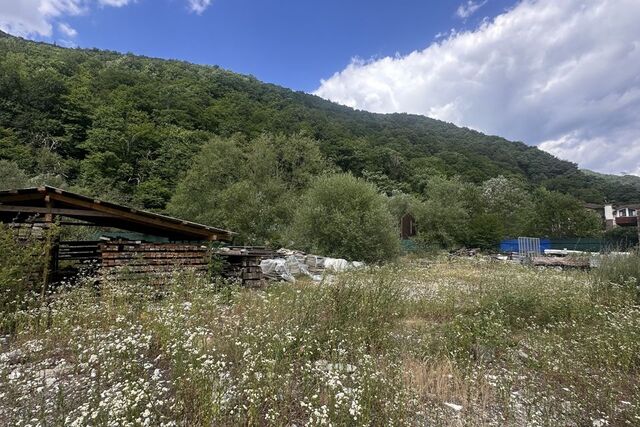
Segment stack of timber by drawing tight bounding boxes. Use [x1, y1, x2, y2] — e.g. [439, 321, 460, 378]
[58, 241, 101, 262]
[98, 240, 210, 282]
[531, 256, 590, 270]
[8, 222, 51, 241]
[216, 247, 275, 287]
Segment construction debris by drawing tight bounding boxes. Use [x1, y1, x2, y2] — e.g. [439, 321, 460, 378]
[259, 249, 364, 283]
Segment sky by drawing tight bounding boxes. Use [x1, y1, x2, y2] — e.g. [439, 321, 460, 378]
[1, 0, 639, 176]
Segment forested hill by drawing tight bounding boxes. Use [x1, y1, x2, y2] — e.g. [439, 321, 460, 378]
[0, 30, 637, 208]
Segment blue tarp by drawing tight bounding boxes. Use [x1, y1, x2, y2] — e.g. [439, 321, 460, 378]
[499, 238, 551, 253]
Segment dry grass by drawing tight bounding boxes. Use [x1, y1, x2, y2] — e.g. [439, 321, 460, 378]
[1, 256, 639, 426]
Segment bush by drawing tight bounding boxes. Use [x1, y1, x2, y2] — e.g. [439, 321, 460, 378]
[0, 225, 47, 332]
[291, 174, 399, 262]
[594, 251, 640, 302]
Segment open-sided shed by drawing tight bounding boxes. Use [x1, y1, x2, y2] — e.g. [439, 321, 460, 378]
[0, 186, 233, 241]
[0, 186, 235, 285]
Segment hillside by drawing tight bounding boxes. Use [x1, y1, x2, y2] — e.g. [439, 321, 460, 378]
[582, 170, 640, 202]
[0, 30, 638, 207]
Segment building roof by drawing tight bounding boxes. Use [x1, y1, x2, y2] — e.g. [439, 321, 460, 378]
[0, 186, 235, 241]
[584, 203, 640, 210]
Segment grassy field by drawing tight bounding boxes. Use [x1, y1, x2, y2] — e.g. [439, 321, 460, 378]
[1, 257, 639, 426]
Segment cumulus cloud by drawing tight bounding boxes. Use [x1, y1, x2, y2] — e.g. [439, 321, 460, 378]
[58, 22, 77, 37]
[0, 0, 124, 37]
[98, 0, 133, 6]
[0, 0, 208, 38]
[456, 0, 487, 19]
[0, 0, 80, 37]
[315, 0, 640, 175]
[187, 0, 212, 14]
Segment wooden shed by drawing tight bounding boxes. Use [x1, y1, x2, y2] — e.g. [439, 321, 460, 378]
[400, 213, 417, 240]
[0, 186, 235, 285]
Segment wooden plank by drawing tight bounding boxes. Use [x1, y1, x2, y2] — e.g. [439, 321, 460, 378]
[100, 251, 207, 259]
[99, 244, 208, 252]
[50, 193, 221, 241]
[0, 205, 115, 218]
[0, 193, 46, 203]
[102, 258, 208, 267]
[100, 264, 208, 273]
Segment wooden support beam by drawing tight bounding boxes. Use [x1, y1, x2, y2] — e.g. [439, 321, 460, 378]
[0, 205, 116, 218]
[49, 193, 216, 240]
[0, 193, 47, 203]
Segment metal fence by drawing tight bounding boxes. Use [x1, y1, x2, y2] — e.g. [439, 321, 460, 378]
[517, 237, 541, 257]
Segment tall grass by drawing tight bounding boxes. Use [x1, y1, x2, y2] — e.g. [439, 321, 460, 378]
[1, 256, 639, 425]
[0, 225, 48, 333]
[593, 250, 640, 302]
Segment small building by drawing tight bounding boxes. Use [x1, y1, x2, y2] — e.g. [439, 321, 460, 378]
[400, 213, 417, 240]
[0, 186, 237, 286]
[586, 203, 640, 230]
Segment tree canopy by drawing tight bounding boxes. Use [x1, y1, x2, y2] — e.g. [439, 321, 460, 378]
[0, 32, 613, 253]
[290, 174, 400, 262]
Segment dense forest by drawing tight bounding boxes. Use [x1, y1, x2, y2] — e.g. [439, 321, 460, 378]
[0, 30, 635, 251]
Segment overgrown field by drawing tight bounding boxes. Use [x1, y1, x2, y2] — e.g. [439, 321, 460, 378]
[1, 258, 639, 426]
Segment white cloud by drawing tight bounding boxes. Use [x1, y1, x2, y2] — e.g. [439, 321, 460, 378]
[0, 0, 210, 38]
[98, 0, 133, 6]
[0, 0, 80, 37]
[456, 0, 487, 19]
[187, 0, 212, 14]
[314, 0, 640, 176]
[0, 0, 117, 37]
[58, 21, 77, 37]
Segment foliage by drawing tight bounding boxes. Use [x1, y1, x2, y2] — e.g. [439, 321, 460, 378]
[0, 32, 636, 212]
[0, 225, 47, 332]
[0, 160, 29, 190]
[603, 226, 639, 251]
[529, 188, 603, 238]
[0, 34, 619, 251]
[413, 176, 476, 248]
[291, 174, 399, 262]
[594, 251, 640, 302]
[480, 176, 534, 237]
[168, 133, 328, 245]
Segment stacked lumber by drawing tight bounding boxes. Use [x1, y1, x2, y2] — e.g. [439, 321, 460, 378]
[8, 222, 51, 241]
[98, 241, 210, 282]
[216, 247, 272, 287]
[58, 241, 101, 262]
[531, 256, 590, 269]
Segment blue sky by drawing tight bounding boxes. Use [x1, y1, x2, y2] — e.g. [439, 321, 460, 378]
[5, 0, 516, 92]
[1, 0, 640, 175]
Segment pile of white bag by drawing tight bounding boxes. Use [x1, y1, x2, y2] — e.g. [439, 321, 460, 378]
[260, 250, 364, 283]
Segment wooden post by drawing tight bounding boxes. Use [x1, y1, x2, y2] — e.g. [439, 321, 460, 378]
[637, 210, 640, 251]
[41, 197, 55, 302]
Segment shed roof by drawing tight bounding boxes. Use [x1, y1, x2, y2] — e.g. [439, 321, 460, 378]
[0, 186, 234, 241]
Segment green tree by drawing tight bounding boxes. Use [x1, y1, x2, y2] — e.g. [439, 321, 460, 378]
[0, 160, 29, 189]
[415, 176, 475, 248]
[530, 188, 602, 238]
[290, 173, 399, 262]
[168, 134, 327, 245]
[480, 176, 534, 237]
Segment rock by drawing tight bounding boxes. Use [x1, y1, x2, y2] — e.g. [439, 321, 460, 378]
[444, 402, 463, 412]
[0, 349, 25, 365]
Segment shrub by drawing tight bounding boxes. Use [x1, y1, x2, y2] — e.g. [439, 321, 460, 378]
[593, 251, 640, 302]
[0, 225, 47, 332]
[290, 173, 399, 262]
